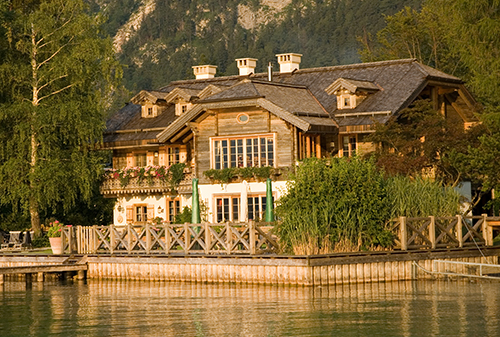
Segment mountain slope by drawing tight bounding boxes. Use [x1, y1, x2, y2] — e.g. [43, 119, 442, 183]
[94, 0, 422, 91]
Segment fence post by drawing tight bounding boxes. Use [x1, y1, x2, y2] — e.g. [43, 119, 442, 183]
[145, 223, 151, 254]
[109, 224, 115, 254]
[165, 224, 171, 255]
[429, 216, 436, 249]
[127, 224, 132, 254]
[92, 225, 98, 254]
[249, 220, 256, 255]
[226, 222, 232, 255]
[400, 216, 407, 251]
[482, 213, 491, 246]
[76, 226, 81, 254]
[184, 223, 190, 254]
[204, 223, 210, 255]
[457, 215, 463, 248]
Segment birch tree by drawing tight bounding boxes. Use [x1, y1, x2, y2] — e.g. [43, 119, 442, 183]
[0, 0, 120, 236]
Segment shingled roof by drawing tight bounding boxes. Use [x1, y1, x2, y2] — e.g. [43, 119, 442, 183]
[104, 58, 476, 146]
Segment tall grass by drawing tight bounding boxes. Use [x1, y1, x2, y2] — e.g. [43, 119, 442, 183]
[275, 158, 462, 254]
[386, 176, 461, 218]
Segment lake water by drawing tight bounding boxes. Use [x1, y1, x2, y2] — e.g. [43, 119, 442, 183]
[1, 278, 499, 336]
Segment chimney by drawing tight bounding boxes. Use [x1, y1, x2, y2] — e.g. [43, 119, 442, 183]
[192, 65, 217, 79]
[236, 58, 257, 76]
[276, 53, 302, 73]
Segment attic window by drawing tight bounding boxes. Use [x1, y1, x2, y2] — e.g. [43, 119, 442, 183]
[237, 113, 249, 124]
[142, 105, 157, 118]
[338, 94, 354, 109]
[176, 102, 192, 116]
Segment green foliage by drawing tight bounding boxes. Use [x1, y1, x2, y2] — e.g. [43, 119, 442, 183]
[0, 0, 121, 235]
[31, 233, 50, 248]
[275, 157, 462, 254]
[386, 176, 460, 218]
[174, 206, 192, 224]
[450, 110, 500, 204]
[366, 99, 472, 183]
[204, 168, 236, 184]
[360, 0, 500, 107]
[203, 166, 274, 184]
[108, 163, 186, 191]
[46, 221, 63, 238]
[169, 163, 187, 188]
[90, 0, 420, 91]
[275, 158, 392, 254]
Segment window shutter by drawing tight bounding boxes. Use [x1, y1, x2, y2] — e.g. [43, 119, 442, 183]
[126, 206, 133, 223]
[147, 205, 155, 221]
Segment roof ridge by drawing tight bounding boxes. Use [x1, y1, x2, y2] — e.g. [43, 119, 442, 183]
[250, 79, 307, 89]
[159, 59, 419, 88]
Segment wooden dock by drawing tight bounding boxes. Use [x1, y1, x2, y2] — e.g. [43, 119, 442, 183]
[1, 248, 500, 286]
[0, 256, 87, 284]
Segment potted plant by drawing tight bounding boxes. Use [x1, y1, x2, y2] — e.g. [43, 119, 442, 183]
[47, 221, 63, 254]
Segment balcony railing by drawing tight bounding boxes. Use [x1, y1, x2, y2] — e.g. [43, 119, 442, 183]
[101, 166, 193, 196]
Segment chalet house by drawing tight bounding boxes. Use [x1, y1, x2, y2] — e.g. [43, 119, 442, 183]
[101, 55, 479, 225]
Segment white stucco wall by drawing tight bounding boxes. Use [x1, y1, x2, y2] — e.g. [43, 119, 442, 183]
[112, 180, 289, 225]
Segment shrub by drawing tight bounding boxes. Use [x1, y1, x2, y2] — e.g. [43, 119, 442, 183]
[275, 157, 461, 254]
[275, 157, 392, 254]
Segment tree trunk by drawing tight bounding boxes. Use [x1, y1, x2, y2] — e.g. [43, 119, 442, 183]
[30, 196, 41, 238]
[30, 24, 41, 238]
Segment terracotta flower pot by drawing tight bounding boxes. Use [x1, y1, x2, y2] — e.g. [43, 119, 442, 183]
[49, 237, 63, 254]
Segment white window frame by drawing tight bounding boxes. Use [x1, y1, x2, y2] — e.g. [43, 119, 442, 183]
[210, 133, 276, 170]
[214, 195, 240, 223]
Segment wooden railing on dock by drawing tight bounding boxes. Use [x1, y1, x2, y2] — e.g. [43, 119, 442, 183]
[62, 222, 278, 255]
[390, 215, 498, 250]
[62, 215, 500, 255]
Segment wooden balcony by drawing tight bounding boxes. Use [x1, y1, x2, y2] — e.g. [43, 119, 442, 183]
[101, 170, 193, 197]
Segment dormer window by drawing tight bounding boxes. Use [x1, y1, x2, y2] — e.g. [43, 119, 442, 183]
[175, 101, 192, 116]
[142, 104, 158, 118]
[343, 96, 351, 108]
[325, 78, 380, 110]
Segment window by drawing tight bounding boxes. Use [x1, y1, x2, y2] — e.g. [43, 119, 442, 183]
[181, 105, 188, 113]
[114, 156, 127, 169]
[142, 105, 157, 118]
[167, 199, 181, 223]
[337, 94, 355, 109]
[153, 151, 159, 166]
[135, 153, 147, 167]
[215, 196, 240, 223]
[135, 206, 148, 222]
[342, 135, 357, 157]
[213, 135, 274, 169]
[167, 147, 180, 166]
[237, 113, 249, 124]
[248, 195, 267, 221]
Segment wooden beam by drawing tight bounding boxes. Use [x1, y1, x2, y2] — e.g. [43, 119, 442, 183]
[304, 135, 311, 158]
[170, 127, 190, 143]
[316, 135, 321, 158]
[182, 133, 194, 144]
[0, 264, 87, 275]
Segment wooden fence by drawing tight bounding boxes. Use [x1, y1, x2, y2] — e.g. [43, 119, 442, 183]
[61, 216, 500, 255]
[390, 215, 500, 250]
[62, 222, 278, 255]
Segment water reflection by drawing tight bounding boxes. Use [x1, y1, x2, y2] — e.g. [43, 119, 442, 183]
[1, 279, 500, 336]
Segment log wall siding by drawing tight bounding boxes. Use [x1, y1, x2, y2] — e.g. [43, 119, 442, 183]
[1, 255, 497, 286]
[197, 109, 294, 184]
